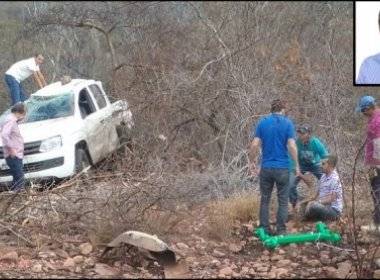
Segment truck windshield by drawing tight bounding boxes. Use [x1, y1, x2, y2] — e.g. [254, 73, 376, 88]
[24, 94, 74, 123]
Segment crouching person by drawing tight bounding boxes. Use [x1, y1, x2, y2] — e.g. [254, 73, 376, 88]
[0, 103, 26, 192]
[302, 155, 343, 222]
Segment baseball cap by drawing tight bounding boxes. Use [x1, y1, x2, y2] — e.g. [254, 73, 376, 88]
[356, 96, 376, 112]
[297, 124, 312, 134]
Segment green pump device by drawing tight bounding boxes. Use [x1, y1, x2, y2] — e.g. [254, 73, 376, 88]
[255, 222, 341, 249]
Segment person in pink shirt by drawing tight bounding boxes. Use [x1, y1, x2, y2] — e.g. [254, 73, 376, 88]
[0, 103, 26, 191]
[356, 96, 380, 233]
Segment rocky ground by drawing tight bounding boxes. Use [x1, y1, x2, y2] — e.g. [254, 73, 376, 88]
[0, 202, 378, 279]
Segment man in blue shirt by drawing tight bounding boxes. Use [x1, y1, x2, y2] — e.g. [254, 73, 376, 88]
[249, 99, 300, 235]
[356, 11, 380, 84]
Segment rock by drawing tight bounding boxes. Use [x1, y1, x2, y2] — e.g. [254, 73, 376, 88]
[263, 250, 270, 256]
[79, 243, 93, 255]
[218, 267, 233, 277]
[256, 266, 269, 272]
[375, 258, 380, 269]
[94, 263, 118, 277]
[325, 267, 338, 278]
[0, 251, 18, 263]
[261, 255, 270, 261]
[337, 261, 352, 278]
[290, 251, 298, 258]
[73, 255, 84, 264]
[241, 267, 249, 274]
[232, 272, 240, 278]
[290, 263, 299, 269]
[278, 249, 286, 255]
[210, 260, 221, 268]
[38, 251, 57, 259]
[31, 263, 43, 273]
[307, 260, 321, 267]
[212, 249, 226, 258]
[271, 254, 284, 261]
[84, 257, 95, 268]
[275, 268, 288, 277]
[55, 249, 69, 259]
[277, 259, 291, 268]
[176, 243, 189, 250]
[63, 258, 75, 268]
[374, 269, 380, 279]
[267, 271, 277, 278]
[228, 244, 242, 253]
[248, 268, 256, 275]
[230, 263, 237, 270]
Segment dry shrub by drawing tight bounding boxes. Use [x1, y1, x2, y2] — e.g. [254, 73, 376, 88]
[206, 190, 260, 241]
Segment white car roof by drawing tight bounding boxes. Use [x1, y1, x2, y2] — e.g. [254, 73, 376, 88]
[32, 79, 97, 97]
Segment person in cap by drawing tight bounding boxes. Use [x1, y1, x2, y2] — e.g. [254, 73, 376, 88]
[357, 11, 380, 84]
[4, 54, 47, 106]
[249, 99, 300, 235]
[356, 95, 380, 233]
[289, 123, 329, 213]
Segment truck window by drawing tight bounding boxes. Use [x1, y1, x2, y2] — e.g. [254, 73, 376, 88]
[89, 84, 107, 109]
[78, 89, 97, 119]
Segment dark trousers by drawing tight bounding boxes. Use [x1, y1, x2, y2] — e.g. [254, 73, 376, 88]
[371, 173, 380, 224]
[303, 202, 340, 222]
[259, 168, 289, 233]
[5, 74, 27, 105]
[5, 157, 25, 191]
[289, 164, 323, 206]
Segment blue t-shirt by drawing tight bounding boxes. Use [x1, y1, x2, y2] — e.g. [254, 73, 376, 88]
[252, 113, 296, 169]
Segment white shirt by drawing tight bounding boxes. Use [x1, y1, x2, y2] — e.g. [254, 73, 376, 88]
[5, 57, 40, 82]
[318, 170, 343, 213]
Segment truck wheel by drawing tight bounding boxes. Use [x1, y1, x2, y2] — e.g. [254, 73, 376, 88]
[75, 148, 91, 173]
[117, 124, 131, 145]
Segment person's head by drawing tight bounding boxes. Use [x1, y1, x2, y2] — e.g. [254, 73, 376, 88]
[11, 102, 26, 121]
[270, 99, 287, 114]
[321, 155, 338, 174]
[297, 124, 312, 143]
[356, 95, 377, 117]
[34, 54, 44, 65]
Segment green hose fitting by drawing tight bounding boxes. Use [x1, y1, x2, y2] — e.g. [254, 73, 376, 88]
[255, 222, 341, 249]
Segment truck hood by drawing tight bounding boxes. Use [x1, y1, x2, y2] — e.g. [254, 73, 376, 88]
[0, 117, 77, 145]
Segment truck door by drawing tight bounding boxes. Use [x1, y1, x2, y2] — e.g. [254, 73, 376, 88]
[88, 84, 119, 155]
[78, 88, 107, 163]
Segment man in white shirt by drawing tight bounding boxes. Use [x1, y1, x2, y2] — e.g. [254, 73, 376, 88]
[4, 54, 47, 105]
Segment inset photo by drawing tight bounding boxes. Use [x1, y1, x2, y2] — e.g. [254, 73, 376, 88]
[355, 1, 380, 86]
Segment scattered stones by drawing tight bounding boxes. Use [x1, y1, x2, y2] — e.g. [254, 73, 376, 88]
[55, 249, 69, 259]
[176, 243, 190, 250]
[212, 249, 226, 258]
[94, 263, 119, 277]
[38, 251, 57, 259]
[218, 267, 233, 277]
[0, 251, 18, 263]
[307, 259, 321, 267]
[228, 244, 242, 253]
[336, 261, 352, 278]
[241, 267, 249, 274]
[271, 254, 284, 261]
[63, 258, 75, 269]
[73, 255, 84, 264]
[278, 249, 286, 255]
[31, 263, 43, 273]
[210, 260, 221, 268]
[275, 268, 288, 277]
[79, 243, 93, 255]
[277, 259, 291, 268]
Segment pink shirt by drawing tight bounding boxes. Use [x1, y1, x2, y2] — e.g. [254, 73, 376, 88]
[0, 114, 24, 159]
[365, 109, 380, 166]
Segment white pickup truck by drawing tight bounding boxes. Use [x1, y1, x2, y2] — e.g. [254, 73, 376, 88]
[0, 78, 134, 186]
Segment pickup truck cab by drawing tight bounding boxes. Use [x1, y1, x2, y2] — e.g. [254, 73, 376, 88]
[0, 78, 133, 186]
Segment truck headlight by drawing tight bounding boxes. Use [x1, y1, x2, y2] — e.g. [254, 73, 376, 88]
[39, 136, 62, 153]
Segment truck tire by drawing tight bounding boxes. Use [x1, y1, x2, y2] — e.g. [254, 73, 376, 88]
[116, 124, 131, 145]
[75, 148, 91, 173]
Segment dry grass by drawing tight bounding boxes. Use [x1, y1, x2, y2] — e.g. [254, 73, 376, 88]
[206, 190, 260, 241]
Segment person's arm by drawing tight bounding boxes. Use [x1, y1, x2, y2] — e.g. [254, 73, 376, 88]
[314, 138, 328, 159]
[249, 137, 261, 175]
[1, 120, 17, 157]
[288, 138, 300, 176]
[37, 71, 47, 87]
[33, 72, 44, 89]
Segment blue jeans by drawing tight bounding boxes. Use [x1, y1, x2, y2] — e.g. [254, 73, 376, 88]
[289, 164, 323, 207]
[259, 168, 289, 234]
[303, 202, 340, 221]
[5, 157, 25, 191]
[5, 74, 27, 105]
